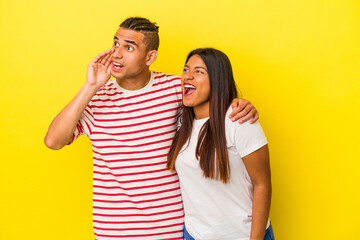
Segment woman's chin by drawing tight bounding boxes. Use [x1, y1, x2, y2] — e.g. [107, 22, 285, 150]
[182, 101, 194, 107]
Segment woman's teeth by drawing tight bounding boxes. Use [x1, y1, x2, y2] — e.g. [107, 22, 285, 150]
[184, 83, 196, 89]
[184, 83, 196, 95]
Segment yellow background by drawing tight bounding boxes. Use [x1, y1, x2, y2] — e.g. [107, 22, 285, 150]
[1, 0, 359, 239]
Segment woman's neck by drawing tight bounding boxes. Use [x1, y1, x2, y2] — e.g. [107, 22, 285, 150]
[193, 102, 210, 120]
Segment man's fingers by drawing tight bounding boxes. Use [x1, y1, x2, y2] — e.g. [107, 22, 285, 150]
[90, 51, 106, 64]
[229, 101, 238, 118]
[103, 50, 114, 67]
[229, 99, 249, 118]
[90, 49, 112, 65]
[101, 49, 114, 65]
[230, 104, 254, 122]
[249, 111, 259, 124]
[236, 103, 253, 119]
[97, 50, 111, 64]
[229, 98, 259, 124]
[237, 99, 249, 110]
[238, 108, 258, 124]
[231, 98, 239, 108]
[231, 113, 244, 121]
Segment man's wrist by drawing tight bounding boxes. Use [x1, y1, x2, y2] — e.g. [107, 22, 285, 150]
[83, 82, 102, 94]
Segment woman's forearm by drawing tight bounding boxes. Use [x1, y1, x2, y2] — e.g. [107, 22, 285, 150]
[250, 182, 272, 240]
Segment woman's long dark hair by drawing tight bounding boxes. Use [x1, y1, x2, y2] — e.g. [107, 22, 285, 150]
[167, 48, 237, 183]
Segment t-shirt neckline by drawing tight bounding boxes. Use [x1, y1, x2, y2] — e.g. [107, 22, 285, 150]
[113, 71, 154, 94]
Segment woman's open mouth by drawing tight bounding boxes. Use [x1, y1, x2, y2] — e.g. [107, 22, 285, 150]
[183, 83, 196, 96]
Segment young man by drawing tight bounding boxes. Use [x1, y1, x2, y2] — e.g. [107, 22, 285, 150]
[44, 17, 259, 240]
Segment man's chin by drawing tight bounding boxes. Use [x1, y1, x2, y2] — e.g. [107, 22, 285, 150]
[111, 71, 124, 79]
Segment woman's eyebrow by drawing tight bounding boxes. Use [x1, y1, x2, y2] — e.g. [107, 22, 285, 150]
[184, 65, 207, 71]
[194, 66, 207, 70]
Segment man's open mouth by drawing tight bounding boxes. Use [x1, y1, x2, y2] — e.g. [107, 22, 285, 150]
[113, 62, 123, 69]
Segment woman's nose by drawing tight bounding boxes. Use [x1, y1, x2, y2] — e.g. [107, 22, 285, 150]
[183, 72, 194, 80]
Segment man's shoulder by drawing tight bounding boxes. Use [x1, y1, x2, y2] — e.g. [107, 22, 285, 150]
[90, 80, 119, 102]
[152, 71, 180, 78]
[152, 71, 181, 85]
[97, 80, 118, 93]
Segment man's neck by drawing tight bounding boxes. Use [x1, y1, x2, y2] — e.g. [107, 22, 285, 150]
[116, 70, 151, 90]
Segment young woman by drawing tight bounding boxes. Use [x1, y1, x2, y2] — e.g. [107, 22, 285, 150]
[167, 48, 274, 240]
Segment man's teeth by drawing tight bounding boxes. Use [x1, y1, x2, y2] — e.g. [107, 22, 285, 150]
[114, 63, 121, 68]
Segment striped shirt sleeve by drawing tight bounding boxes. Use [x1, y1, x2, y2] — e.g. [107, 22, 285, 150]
[69, 104, 94, 144]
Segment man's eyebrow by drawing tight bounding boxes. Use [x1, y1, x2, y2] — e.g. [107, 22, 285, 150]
[113, 36, 138, 47]
[125, 39, 138, 46]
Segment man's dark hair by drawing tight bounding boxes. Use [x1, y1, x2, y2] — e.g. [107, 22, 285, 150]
[120, 17, 159, 51]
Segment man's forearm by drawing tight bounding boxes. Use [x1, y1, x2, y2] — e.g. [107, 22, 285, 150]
[44, 83, 99, 150]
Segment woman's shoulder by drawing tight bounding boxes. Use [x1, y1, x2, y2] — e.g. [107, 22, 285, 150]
[225, 106, 267, 155]
[225, 106, 265, 139]
[225, 106, 261, 128]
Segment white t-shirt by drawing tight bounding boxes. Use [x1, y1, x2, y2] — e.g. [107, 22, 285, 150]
[175, 107, 269, 240]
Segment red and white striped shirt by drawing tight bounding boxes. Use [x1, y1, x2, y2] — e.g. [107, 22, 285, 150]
[72, 72, 184, 240]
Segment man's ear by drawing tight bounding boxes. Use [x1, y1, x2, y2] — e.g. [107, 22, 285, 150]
[146, 50, 158, 66]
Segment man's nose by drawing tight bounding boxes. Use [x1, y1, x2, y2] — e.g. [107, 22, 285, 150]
[112, 47, 123, 58]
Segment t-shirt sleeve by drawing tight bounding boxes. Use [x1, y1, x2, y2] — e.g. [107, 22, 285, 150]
[68, 104, 94, 145]
[228, 119, 268, 158]
[169, 75, 183, 129]
[172, 75, 183, 102]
